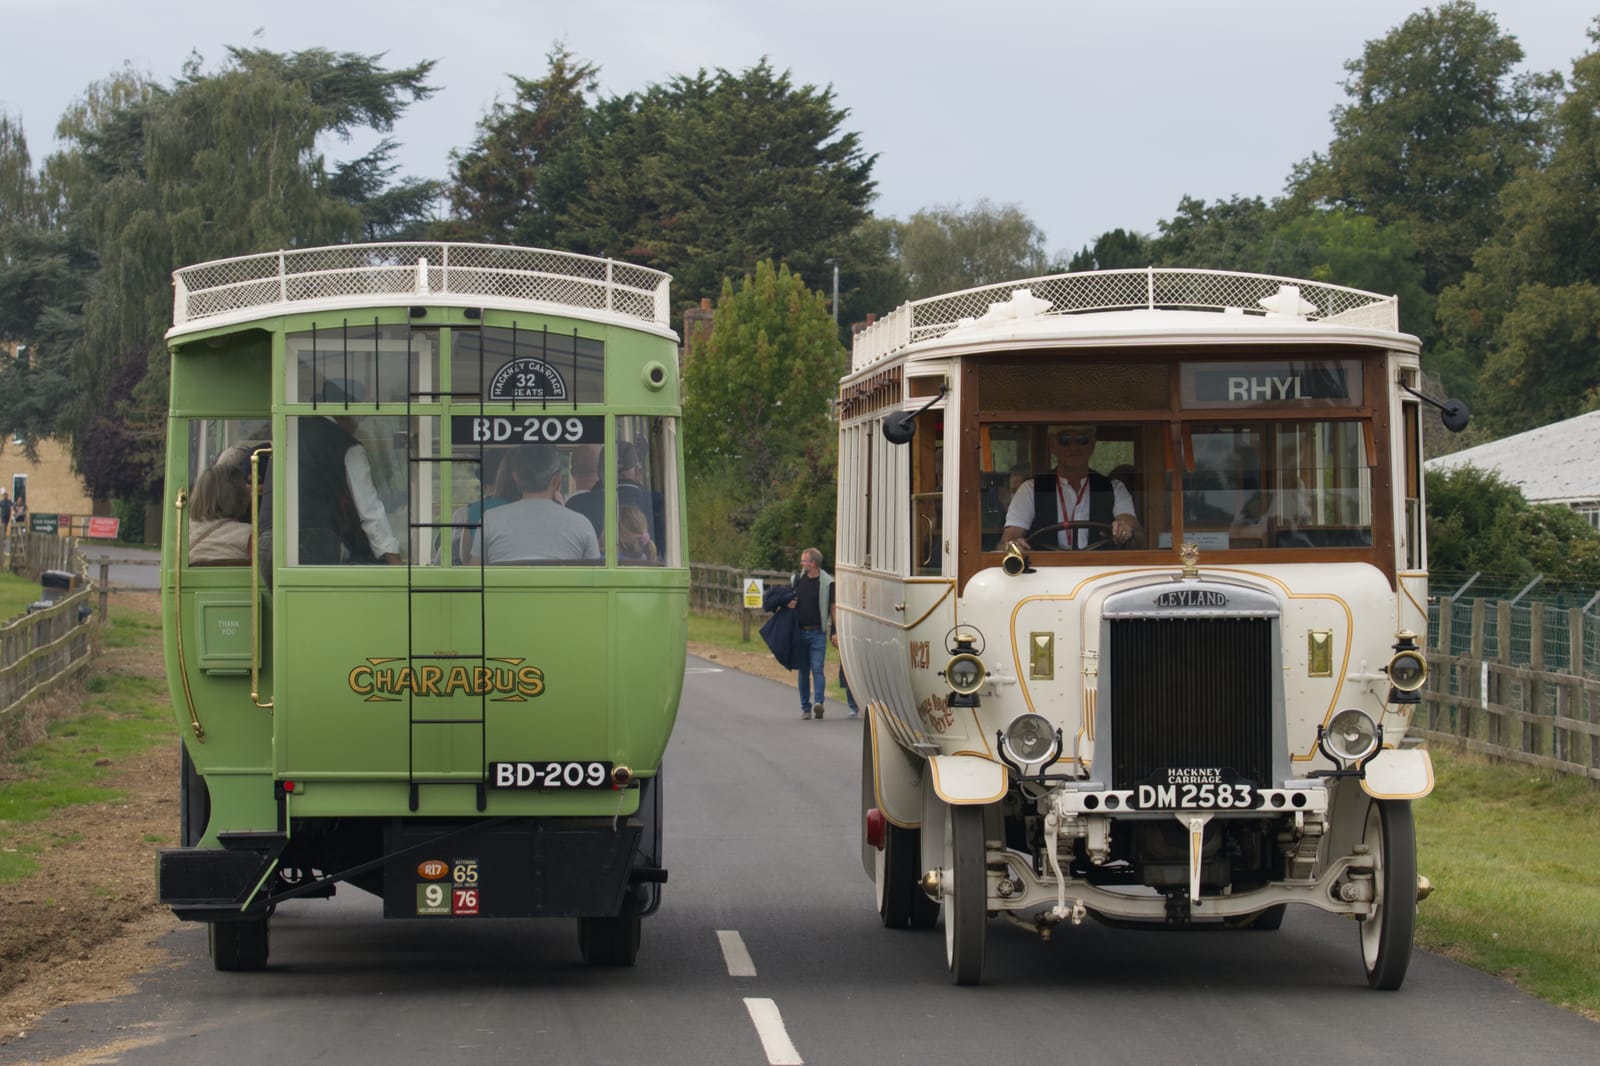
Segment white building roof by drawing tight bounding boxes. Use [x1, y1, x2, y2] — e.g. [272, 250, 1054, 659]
[1425, 409, 1600, 506]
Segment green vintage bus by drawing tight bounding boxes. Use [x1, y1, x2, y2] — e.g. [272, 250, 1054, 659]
[156, 243, 685, 970]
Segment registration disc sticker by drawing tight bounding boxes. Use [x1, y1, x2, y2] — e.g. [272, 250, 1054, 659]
[417, 882, 451, 916]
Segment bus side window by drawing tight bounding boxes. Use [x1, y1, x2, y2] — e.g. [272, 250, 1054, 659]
[909, 418, 942, 576]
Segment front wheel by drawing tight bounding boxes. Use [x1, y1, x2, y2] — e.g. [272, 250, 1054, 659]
[1358, 799, 1417, 990]
[942, 804, 987, 985]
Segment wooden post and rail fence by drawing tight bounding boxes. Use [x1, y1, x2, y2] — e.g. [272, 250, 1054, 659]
[0, 532, 99, 742]
[1418, 595, 1600, 782]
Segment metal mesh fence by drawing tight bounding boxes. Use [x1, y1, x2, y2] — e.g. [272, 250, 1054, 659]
[1428, 570, 1600, 675]
[852, 267, 1399, 371]
[172, 243, 672, 330]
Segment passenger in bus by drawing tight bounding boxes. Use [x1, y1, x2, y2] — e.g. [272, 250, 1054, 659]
[565, 444, 606, 538]
[188, 460, 253, 564]
[568, 440, 664, 547]
[296, 379, 402, 565]
[618, 503, 657, 563]
[569, 444, 602, 495]
[471, 444, 599, 564]
[450, 449, 520, 565]
[616, 440, 665, 544]
[999, 461, 1032, 511]
[1000, 425, 1140, 549]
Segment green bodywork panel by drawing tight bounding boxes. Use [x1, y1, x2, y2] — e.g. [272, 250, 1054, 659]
[162, 303, 687, 837]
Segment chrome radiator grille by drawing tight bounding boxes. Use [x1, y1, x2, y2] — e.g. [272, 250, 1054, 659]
[1107, 617, 1275, 788]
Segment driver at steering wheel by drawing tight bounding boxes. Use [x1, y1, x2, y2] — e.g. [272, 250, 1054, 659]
[1000, 424, 1141, 550]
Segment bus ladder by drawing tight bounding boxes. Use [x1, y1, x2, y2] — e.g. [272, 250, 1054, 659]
[403, 318, 490, 813]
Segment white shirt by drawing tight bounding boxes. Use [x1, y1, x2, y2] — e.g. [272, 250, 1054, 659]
[1003, 473, 1135, 548]
[343, 443, 400, 557]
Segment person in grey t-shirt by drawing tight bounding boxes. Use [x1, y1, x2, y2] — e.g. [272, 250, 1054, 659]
[470, 445, 600, 564]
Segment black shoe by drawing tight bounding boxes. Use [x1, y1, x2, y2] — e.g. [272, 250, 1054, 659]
[813, 703, 824, 720]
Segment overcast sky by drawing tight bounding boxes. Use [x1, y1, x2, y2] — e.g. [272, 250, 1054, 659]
[1, 1, 1594, 260]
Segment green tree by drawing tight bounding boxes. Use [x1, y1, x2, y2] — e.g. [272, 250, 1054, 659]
[891, 199, 1049, 299]
[439, 43, 597, 245]
[1066, 228, 1151, 272]
[682, 261, 844, 568]
[1436, 22, 1600, 431]
[1148, 194, 1277, 269]
[29, 48, 437, 506]
[552, 60, 879, 310]
[1426, 465, 1600, 587]
[1257, 209, 1434, 338]
[1290, 1, 1556, 293]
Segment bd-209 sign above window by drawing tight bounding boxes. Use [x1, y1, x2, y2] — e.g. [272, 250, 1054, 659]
[450, 414, 603, 445]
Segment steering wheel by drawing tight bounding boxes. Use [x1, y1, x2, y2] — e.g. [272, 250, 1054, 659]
[1024, 520, 1118, 551]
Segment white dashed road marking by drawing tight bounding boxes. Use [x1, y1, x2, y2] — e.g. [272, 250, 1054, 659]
[743, 997, 803, 1065]
[717, 929, 757, 976]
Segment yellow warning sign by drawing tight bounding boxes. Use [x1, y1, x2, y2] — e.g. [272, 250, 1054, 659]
[743, 578, 764, 609]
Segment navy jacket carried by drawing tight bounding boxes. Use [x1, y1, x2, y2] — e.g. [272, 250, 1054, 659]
[759, 584, 805, 671]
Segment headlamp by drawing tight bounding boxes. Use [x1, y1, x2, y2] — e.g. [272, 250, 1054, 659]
[999, 713, 1060, 768]
[946, 653, 986, 696]
[1386, 631, 1427, 704]
[1319, 708, 1381, 768]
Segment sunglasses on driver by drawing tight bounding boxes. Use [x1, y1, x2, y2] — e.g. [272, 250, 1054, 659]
[1054, 432, 1094, 446]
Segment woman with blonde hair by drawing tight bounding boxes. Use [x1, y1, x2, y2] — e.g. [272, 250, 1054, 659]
[618, 503, 657, 563]
[189, 461, 252, 563]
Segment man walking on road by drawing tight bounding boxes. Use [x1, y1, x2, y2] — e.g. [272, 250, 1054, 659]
[787, 547, 833, 719]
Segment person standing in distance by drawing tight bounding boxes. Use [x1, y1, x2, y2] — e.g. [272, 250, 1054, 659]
[788, 547, 833, 719]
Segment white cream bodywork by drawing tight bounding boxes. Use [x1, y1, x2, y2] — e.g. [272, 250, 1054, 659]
[840, 269, 1437, 937]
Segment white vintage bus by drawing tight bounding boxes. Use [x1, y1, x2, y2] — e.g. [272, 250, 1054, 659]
[838, 269, 1462, 987]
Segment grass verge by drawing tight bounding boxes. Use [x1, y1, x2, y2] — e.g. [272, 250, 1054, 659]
[0, 600, 173, 883]
[0, 570, 48, 621]
[1414, 745, 1600, 1017]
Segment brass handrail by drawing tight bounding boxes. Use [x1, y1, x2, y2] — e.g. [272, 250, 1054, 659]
[250, 447, 273, 708]
[171, 489, 205, 741]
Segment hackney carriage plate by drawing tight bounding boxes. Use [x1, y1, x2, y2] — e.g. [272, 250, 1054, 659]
[1131, 768, 1261, 811]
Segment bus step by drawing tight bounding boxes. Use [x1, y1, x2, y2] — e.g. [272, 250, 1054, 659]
[408, 782, 488, 813]
[217, 830, 288, 852]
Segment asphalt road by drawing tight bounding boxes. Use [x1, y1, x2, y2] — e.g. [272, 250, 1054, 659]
[80, 545, 161, 591]
[3, 657, 1595, 1065]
